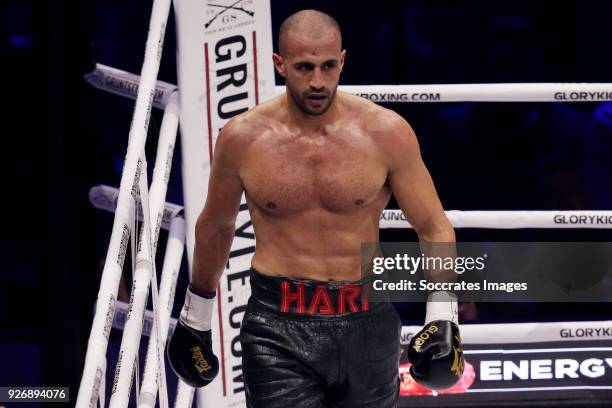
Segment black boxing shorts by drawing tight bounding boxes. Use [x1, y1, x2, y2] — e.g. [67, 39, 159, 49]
[240, 268, 402, 408]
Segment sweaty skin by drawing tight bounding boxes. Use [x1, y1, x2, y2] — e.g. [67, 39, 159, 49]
[191, 13, 454, 292]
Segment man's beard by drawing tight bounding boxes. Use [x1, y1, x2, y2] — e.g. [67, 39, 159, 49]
[288, 85, 337, 116]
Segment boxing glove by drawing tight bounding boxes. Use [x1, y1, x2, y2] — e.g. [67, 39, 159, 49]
[167, 285, 219, 387]
[408, 319, 464, 390]
[408, 291, 464, 390]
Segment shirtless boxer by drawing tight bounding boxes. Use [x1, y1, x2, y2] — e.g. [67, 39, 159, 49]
[167, 9, 464, 407]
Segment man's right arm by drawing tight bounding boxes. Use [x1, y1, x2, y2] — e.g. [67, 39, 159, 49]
[191, 121, 245, 294]
[166, 119, 246, 388]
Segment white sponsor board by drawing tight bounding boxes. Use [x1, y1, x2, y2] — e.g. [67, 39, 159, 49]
[174, 0, 274, 406]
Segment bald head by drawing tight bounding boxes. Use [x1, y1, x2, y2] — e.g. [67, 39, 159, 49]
[278, 9, 342, 56]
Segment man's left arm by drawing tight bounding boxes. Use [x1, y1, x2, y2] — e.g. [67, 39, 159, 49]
[380, 110, 464, 390]
[383, 113, 454, 244]
[383, 112, 457, 292]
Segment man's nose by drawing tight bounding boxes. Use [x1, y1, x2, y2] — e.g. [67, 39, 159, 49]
[309, 68, 325, 90]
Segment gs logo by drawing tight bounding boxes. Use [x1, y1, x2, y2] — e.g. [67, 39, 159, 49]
[206, 0, 255, 29]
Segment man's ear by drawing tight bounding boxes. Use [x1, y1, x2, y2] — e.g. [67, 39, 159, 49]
[272, 53, 286, 78]
[339, 49, 346, 73]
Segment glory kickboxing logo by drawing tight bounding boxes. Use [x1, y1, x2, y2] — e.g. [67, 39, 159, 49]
[358, 92, 441, 102]
[560, 327, 612, 339]
[411, 324, 438, 352]
[380, 211, 407, 221]
[554, 214, 612, 225]
[554, 91, 612, 101]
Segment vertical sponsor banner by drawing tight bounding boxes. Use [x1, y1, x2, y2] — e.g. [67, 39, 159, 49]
[174, 0, 274, 406]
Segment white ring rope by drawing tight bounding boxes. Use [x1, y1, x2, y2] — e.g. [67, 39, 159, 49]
[85, 64, 178, 110]
[89, 184, 183, 230]
[381, 209, 612, 229]
[86, 64, 612, 105]
[138, 215, 185, 408]
[402, 320, 612, 345]
[312, 84, 612, 103]
[174, 381, 196, 408]
[76, 0, 173, 404]
[108, 92, 179, 408]
[92, 192, 612, 230]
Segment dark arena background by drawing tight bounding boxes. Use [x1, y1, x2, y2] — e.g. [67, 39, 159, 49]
[1, 0, 611, 406]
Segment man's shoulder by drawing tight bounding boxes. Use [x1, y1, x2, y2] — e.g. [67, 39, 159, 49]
[339, 92, 418, 159]
[340, 91, 407, 133]
[220, 96, 284, 145]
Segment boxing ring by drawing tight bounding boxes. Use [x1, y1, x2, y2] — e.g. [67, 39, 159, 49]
[77, 1, 612, 407]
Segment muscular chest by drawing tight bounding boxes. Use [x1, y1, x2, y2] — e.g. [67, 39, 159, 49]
[242, 133, 387, 214]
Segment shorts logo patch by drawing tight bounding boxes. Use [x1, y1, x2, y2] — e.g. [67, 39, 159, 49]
[280, 282, 369, 314]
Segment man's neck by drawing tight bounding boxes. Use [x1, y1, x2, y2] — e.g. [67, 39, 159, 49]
[285, 93, 340, 132]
